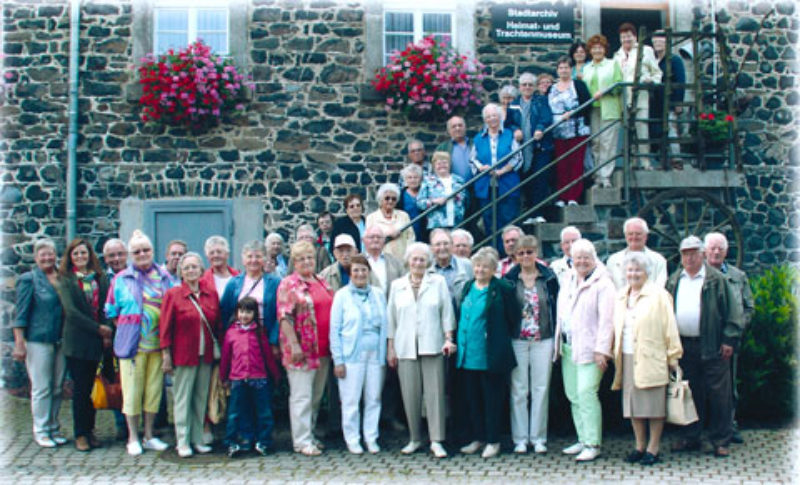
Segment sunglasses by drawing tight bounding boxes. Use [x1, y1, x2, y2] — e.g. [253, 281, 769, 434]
[517, 249, 537, 256]
[384, 196, 397, 202]
[131, 248, 152, 255]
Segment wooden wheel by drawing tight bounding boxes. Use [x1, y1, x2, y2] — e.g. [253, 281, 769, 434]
[637, 188, 743, 270]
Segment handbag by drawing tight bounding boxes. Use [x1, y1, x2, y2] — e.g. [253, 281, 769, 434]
[90, 366, 122, 410]
[666, 366, 699, 425]
[206, 364, 229, 424]
[188, 294, 221, 360]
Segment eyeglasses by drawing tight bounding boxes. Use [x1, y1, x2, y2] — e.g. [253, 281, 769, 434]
[348, 203, 361, 208]
[131, 248, 152, 255]
[520, 82, 534, 87]
[517, 249, 537, 256]
[409, 148, 424, 152]
[384, 196, 397, 202]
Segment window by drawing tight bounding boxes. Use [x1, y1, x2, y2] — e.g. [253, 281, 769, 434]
[153, 6, 229, 54]
[383, 9, 454, 64]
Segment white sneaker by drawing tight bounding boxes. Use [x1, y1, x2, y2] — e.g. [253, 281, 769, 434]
[555, 200, 566, 208]
[176, 445, 193, 458]
[481, 443, 501, 458]
[194, 444, 212, 454]
[575, 445, 601, 461]
[513, 442, 527, 454]
[567, 200, 578, 206]
[533, 443, 548, 454]
[347, 443, 364, 455]
[430, 441, 447, 458]
[51, 433, 68, 446]
[400, 440, 422, 454]
[126, 440, 143, 456]
[34, 436, 57, 448]
[562, 442, 583, 455]
[365, 441, 380, 454]
[142, 437, 169, 451]
[460, 440, 484, 455]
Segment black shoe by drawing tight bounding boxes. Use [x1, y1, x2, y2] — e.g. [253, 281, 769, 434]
[640, 452, 660, 466]
[227, 444, 242, 458]
[625, 449, 645, 463]
[255, 442, 270, 456]
[731, 430, 744, 444]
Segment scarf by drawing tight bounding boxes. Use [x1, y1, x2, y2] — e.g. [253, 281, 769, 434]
[73, 268, 99, 312]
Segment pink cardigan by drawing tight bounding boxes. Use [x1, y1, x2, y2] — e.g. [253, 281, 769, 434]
[554, 264, 615, 364]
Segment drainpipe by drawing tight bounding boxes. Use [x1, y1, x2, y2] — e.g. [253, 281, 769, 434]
[66, 0, 80, 242]
[711, 0, 717, 85]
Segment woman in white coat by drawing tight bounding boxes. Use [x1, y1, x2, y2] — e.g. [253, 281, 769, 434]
[387, 242, 456, 459]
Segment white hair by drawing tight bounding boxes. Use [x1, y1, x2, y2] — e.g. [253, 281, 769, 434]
[560, 226, 582, 241]
[451, 229, 474, 246]
[128, 229, 152, 251]
[204, 235, 230, 255]
[499, 84, 518, 99]
[570, 238, 597, 260]
[471, 246, 499, 271]
[265, 232, 285, 245]
[404, 242, 433, 267]
[623, 252, 650, 276]
[623, 217, 649, 234]
[481, 103, 505, 121]
[376, 183, 401, 201]
[502, 225, 523, 238]
[519, 72, 537, 85]
[704, 232, 729, 250]
[429, 228, 452, 243]
[34, 238, 56, 255]
[400, 163, 423, 181]
[103, 238, 126, 254]
[177, 252, 205, 279]
[295, 224, 315, 238]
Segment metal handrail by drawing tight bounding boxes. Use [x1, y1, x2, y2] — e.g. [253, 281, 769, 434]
[396, 81, 629, 237]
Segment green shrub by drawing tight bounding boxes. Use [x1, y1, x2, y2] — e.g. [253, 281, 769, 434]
[737, 265, 798, 424]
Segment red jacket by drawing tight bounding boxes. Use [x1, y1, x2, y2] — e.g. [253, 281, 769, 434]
[220, 321, 280, 382]
[199, 266, 240, 300]
[160, 283, 221, 366]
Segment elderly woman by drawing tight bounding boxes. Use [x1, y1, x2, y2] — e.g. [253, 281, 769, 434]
[12, 239, 66, 448]
[503, 236, 559, 454]
[499, 84, 519, 132]
[456, 247, 520, 459]
[470, 103, 523, 252]
[611, 253, 682, 465]
[417, 151, 468, 230]
[330, 194, 366, 254]
[366, 183, 415, 260]
[277, 240, 335, 456]
[582, 34, 623, 188]
[555, 238, 615, 462]
[330, 255, 388, 455]
[400, 164, 427, 242]
[387, 242, 455, 459]
[265, 233, 288, 278]
[550, 55, 592, 206]
[200, 235, 239, 300]
[570, 41, 588, 80]
[55, 238, 112, 452]
[160, 252, 221, 458]
[105, 230, 176, 456]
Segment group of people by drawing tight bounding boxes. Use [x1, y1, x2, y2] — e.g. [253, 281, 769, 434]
[406, 23, 685, 247]
[14, 207, 751, 465]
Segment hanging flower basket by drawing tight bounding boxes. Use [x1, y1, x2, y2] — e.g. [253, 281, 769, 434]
[138, 40, 250, 132]
[372, 35, 485, 120]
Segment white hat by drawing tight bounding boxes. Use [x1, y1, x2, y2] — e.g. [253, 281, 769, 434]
[334, 234, 356, 248]
[679, 235, 704, 251]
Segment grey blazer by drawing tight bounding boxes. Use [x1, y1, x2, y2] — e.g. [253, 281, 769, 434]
[14, 268, 63, 343]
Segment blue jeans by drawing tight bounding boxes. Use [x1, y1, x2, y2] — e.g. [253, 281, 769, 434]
[225, 379, 273, 450]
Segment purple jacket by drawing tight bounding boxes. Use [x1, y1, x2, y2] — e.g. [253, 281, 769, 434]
[219, 321, 280, 382]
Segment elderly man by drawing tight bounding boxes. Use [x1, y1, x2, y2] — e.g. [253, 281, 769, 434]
[666, 236, 743, 458]
[606, 217, 667, 289]
[613, 22, 662, 170]
[287, 224, 330, 275]
[436, 116, 473, 182]
[451, 229, 474, 258]
[407, 139, 430, 174]
[430, 228, 474, 313]
[704, 232, 754, 444]
[550, 226, 581, 287]
[265, 233, 288, 278]
[162, 239, 188, 284]
[497, 225, 523, 277]
[362, 225, 404, 296]
[102, 238, 129, 441]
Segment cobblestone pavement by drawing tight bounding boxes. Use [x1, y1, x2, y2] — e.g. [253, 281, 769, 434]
[1, 392, 797, 484]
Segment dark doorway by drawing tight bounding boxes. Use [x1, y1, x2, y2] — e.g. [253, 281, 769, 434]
[601, 7, 665, 53]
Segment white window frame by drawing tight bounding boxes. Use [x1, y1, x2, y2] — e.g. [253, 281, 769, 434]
[382, 6, 457, 64]
[153, 2, 230, 55]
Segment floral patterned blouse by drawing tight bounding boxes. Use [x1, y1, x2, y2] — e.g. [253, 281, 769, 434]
[277, 272, 334, 370]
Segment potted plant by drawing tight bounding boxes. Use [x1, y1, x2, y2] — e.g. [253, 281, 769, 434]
[138, 40, 250, 133]
[372, 35, 485, 121]
[697, 111, 734, 148]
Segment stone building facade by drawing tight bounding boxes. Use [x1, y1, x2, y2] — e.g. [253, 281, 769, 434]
[0, 1, 797, 384]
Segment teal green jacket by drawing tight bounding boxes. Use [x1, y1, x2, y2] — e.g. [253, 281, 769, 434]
[582, 58, 623, 120]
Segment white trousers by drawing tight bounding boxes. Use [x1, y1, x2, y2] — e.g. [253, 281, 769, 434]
[590, 110, 620, 182]
[510, 338, 554, 446]
[286, 357, 330, 449]
[26, 342, 67, 439]
[336, 351, 385, 447]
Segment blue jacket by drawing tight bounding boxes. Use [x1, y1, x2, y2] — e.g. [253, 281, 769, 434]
[14, 268, 63, 344]
[329, 284, 388, 366]
[471, 127, 521, 200]
[219, 272, 281, 345]
[507, 94, 554, 153]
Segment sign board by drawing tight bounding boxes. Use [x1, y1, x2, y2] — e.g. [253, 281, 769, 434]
[490, 2, 575, 43]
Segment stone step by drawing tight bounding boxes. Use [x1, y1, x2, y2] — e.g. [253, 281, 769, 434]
[586, 186, 621, 206]
[558, 204, 596, 224]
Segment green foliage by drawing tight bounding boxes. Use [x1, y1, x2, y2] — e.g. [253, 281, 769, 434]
[737, 265, 798, 423]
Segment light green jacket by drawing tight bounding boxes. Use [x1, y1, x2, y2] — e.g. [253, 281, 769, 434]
[582, 58, 623, 120]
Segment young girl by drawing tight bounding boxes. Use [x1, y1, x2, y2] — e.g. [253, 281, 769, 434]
[219, 297, 280, 457]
